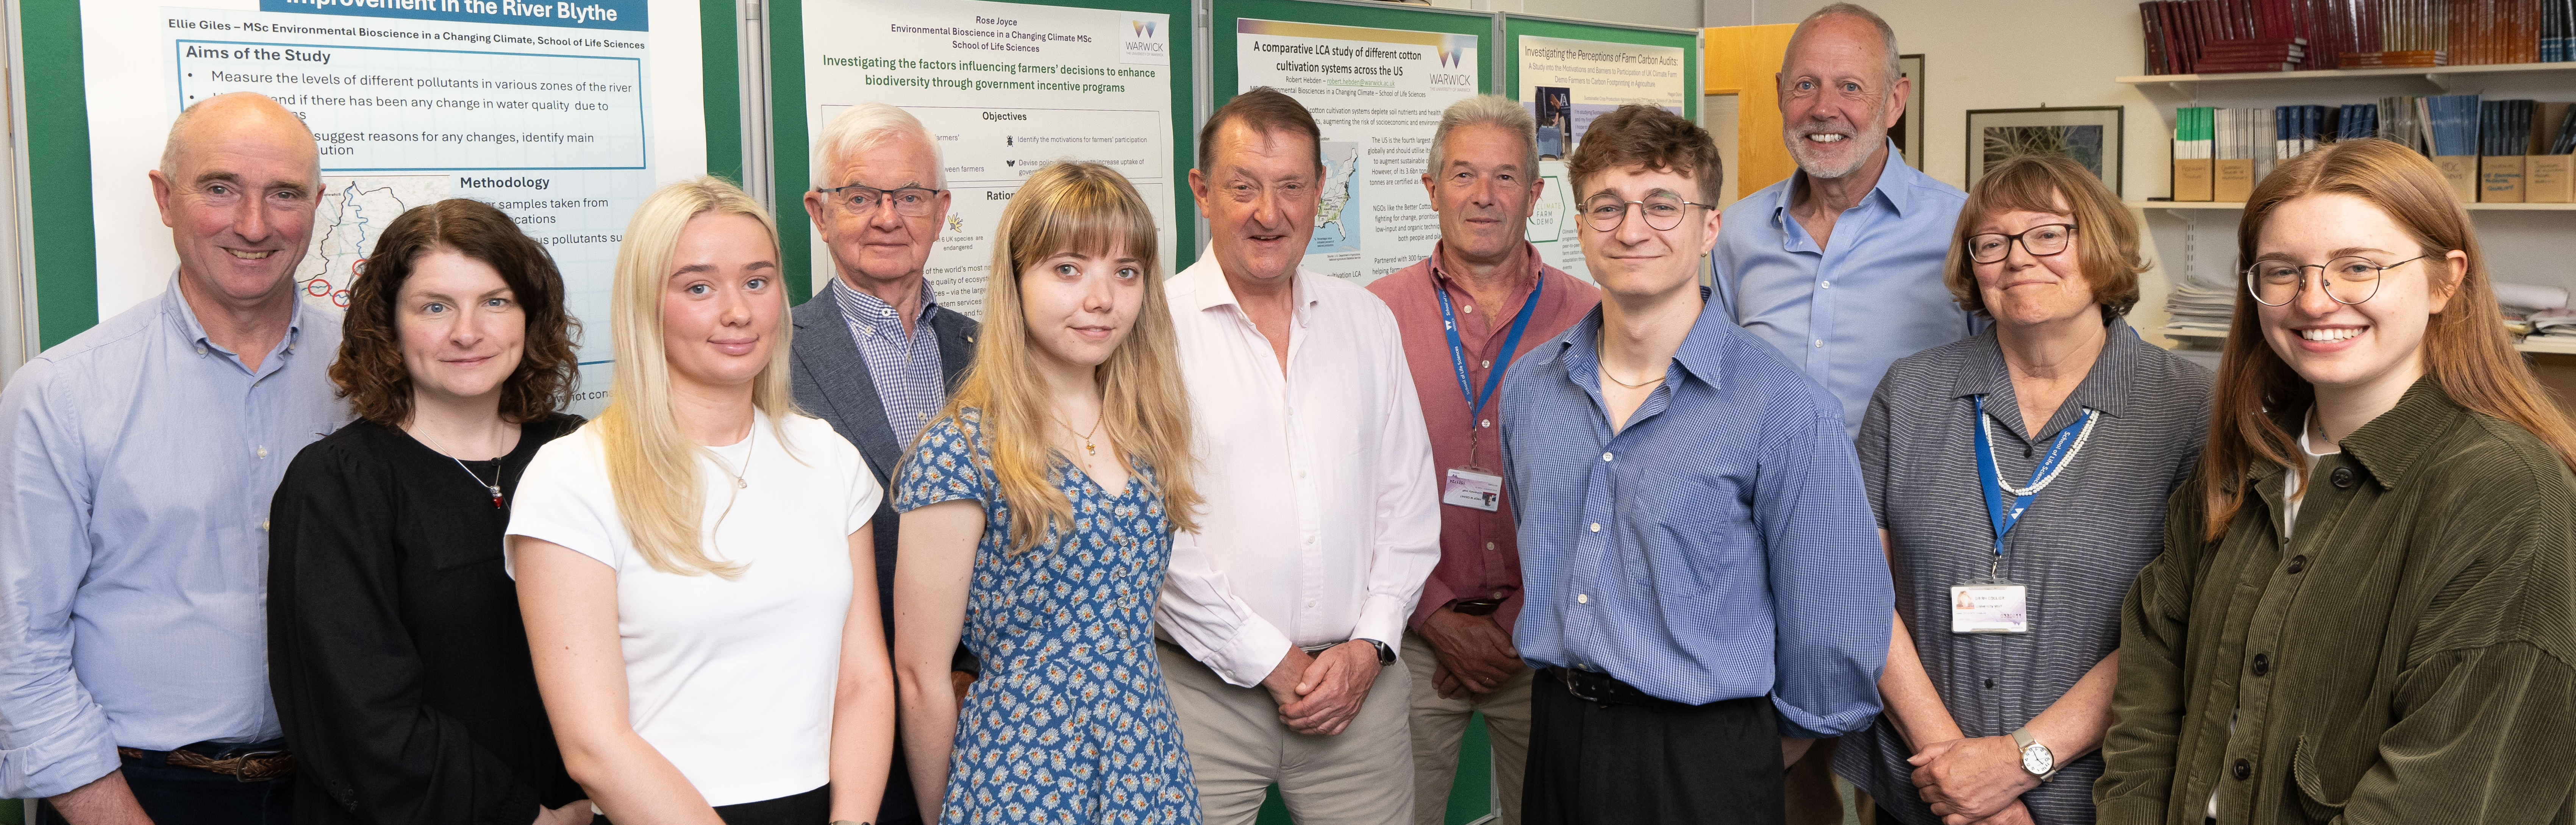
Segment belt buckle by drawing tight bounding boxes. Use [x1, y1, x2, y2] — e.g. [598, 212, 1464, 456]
[1557, 668, 1607, 705]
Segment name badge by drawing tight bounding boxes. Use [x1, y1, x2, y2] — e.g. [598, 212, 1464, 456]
[1442, 467, 1503, 511]
[1950, 582, 2029, 633]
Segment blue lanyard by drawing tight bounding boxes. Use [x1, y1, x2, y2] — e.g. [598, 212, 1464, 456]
[1972, 396, 2096, 558]
[1435, 273, 1543, 423]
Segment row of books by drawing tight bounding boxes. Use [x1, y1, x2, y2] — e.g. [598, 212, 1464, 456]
[2139, 0, 2576, 74]
[2171, 98, 2576, 201]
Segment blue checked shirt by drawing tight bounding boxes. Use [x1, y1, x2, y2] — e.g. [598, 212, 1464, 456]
[1499, 297, 1890, 739]
[1711, 140, 1974, 437]
[0, 278, 348, 797]
[830, 278, 948, 437]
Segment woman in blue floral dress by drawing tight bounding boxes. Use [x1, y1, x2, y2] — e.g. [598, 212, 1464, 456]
[888, 161, 1204, 825]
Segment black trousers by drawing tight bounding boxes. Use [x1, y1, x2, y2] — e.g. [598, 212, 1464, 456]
[37, 743, 295, 825]
[596, 784, 831, 825]
[1522, 675, 1786, 825]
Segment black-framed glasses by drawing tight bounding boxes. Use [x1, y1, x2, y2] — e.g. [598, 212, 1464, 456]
[2242, 254, 2429, 307]
[1582, 192, 1715, 232]
[814, 183, 943, 218]
[1965, 223, 2077, 264]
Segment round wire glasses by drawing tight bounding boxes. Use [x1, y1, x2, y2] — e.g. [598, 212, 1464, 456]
[2242, 254, 2428, 306]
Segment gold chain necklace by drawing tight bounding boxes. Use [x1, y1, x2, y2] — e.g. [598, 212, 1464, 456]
[1053, 412, 1104, 456]
[1595, 328, 1668, 389]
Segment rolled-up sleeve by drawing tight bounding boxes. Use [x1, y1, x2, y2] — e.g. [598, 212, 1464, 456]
[0, 361, 119, 798]
[1358, 334, 1440, 656]
[1755, 398, 1892, 739]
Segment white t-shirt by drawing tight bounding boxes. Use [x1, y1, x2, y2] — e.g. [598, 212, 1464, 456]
[506, 410, 881, 806]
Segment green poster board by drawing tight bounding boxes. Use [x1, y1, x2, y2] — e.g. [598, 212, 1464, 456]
[1209, 0, 1497, 99]
[1504, 13, 1701, 123]
[12, 0, 747, 351]
[768, 0, 1197, 304]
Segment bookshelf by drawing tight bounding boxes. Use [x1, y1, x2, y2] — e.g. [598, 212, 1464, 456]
[2119, 61, 2576, 95]
[2162, 325, 2576, 355]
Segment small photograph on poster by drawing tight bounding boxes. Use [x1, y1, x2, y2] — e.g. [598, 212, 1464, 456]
[1536, 86, 1573, 158]
[1309, 141, 1362, 256]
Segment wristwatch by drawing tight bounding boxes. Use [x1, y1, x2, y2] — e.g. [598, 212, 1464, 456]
[2011, 727, 2059, 782]
[1349, 638, 1395, 666]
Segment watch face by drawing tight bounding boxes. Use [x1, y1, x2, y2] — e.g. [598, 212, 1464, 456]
[2022, 744, 2053, 775]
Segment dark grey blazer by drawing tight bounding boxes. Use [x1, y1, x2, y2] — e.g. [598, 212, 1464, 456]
[787, 290, 977, 630]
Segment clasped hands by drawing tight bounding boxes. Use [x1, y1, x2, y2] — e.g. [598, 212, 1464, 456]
[1909, 735, 2041, 825]
[1262, 641, 1380, 736]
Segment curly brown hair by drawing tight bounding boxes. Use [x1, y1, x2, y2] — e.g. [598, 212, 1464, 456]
[330, 198, 580, 426]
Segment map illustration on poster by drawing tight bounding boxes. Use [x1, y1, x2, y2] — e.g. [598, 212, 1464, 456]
[1234, 18, 1478, 284]
[127, 0, 683, 413]
[799, 0, 1179, 320]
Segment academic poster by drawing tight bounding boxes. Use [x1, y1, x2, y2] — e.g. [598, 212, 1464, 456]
[799, 0, 1180, 320]
[111, 0, 709, 412]
[1520, 34, 1687, 282]
[1233, 18, 1478, 284]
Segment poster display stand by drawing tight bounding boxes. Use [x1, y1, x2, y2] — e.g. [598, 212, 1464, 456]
[768, 0, 1193, 315]
[1503, 13, 1699, 283]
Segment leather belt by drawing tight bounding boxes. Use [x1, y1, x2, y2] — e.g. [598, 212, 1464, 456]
[1549, 666, 1693, 710]
[119, 745, 295, 782]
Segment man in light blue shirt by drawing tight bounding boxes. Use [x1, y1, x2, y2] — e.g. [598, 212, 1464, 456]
[0, 93, 344, 823]
[1712, 3, 1972, 438]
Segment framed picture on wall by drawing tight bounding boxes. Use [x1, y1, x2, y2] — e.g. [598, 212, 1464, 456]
[1894, 54, 1923, 169]
[1966, 106, 2125, 196]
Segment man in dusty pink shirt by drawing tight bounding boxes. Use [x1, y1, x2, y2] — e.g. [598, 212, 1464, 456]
[1366, 94, 1599, 825]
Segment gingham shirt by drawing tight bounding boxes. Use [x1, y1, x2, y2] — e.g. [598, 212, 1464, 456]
[829, 278, 947, 438]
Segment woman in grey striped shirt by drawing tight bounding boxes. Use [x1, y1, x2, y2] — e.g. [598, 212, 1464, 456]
[1832, 154, 2210, 825]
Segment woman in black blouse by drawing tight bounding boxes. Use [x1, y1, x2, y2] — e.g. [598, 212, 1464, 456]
[268, 198, 589, 825]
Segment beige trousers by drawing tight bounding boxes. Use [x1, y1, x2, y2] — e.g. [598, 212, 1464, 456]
[1158, 641, 1416, 825]
[1403, 629, 1532, 825]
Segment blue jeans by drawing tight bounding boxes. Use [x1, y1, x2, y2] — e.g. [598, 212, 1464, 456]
[39, 741, 294, 825]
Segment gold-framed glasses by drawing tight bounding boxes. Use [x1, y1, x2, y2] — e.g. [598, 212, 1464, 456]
[2243, 254, 2428, 306]
[1582, 192, 1714, 232]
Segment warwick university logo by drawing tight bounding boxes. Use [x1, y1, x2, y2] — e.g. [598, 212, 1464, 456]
[1131, 19, 1156, 37]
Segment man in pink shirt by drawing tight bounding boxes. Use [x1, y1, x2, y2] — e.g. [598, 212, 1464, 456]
[1367, 94, 1599, 825]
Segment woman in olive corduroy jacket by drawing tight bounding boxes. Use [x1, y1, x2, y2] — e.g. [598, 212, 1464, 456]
[2095, 138, 2576, 825]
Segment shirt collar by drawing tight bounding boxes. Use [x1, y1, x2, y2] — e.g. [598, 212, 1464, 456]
[1426, 240, 1548, 304]
[1543, 287, 1720, 385]
[2335, 375, 2464, 491]
[831, 277, 940, 333]
[161, 272, 308, 357]
[1950, 315, 2141, 421]
[1185, 255, 1317, 326]
[1769, 137, 1921, 227]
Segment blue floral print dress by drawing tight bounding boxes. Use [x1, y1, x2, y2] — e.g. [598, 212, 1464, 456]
[893, 409, 1200, 825]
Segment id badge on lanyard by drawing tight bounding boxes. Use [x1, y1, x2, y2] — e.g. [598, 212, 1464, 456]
[1437, 275, 1540, 513]
[1954, 396, 2098, 634]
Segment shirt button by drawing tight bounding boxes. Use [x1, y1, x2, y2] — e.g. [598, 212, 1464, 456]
[1813, 339, 1824, 348]
[1601, 452, 1613, 462]
[1485, 541, 1496, 551]
[1307, 600, 1317, 608]
[2331, 466, 2356, 488]
[257, 447, 269, 459]
[1589, 522, 1600, 532]
[2287, 554, 2308, 574]
[1984, 677, 1995, 689]
[1463, 305, 1474, 313]
[1297, 470, 1306, 478]
[195, 345, 207, 355]
[1576, 593, 1589, 604]
[1481, 360, 1491, 368]
[1481, 420, 1491, 428]
[260, 519, 270, 531]
[1820, 280, 1832, 288]
[2251, 653, 2271, 677]
[2233, 758, 2254, 780]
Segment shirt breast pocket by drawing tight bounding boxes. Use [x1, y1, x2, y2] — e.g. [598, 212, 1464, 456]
[1636, 510, 1753, 593]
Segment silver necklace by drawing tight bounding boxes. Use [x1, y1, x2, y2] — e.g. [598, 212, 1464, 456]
[451, 457, 504, 509]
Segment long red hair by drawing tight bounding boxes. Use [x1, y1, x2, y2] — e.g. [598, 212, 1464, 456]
[2198, 138, 2576, 539]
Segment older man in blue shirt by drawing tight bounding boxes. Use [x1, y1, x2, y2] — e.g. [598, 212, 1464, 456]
[0, 93, 345, 824]
[1712, 3, 1972, 439]
[1501, 103, 1889, 825]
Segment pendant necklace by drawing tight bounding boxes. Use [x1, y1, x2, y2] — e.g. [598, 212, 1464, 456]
[1053, 412, 1104, 456]
[452, 457, 504, 509]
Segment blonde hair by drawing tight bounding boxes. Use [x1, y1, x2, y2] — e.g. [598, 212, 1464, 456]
[597, 176, 800, 577]
[922, 161, 1201, 553]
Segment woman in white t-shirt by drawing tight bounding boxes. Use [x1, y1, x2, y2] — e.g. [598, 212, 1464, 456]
[508, 176, 895, 825]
